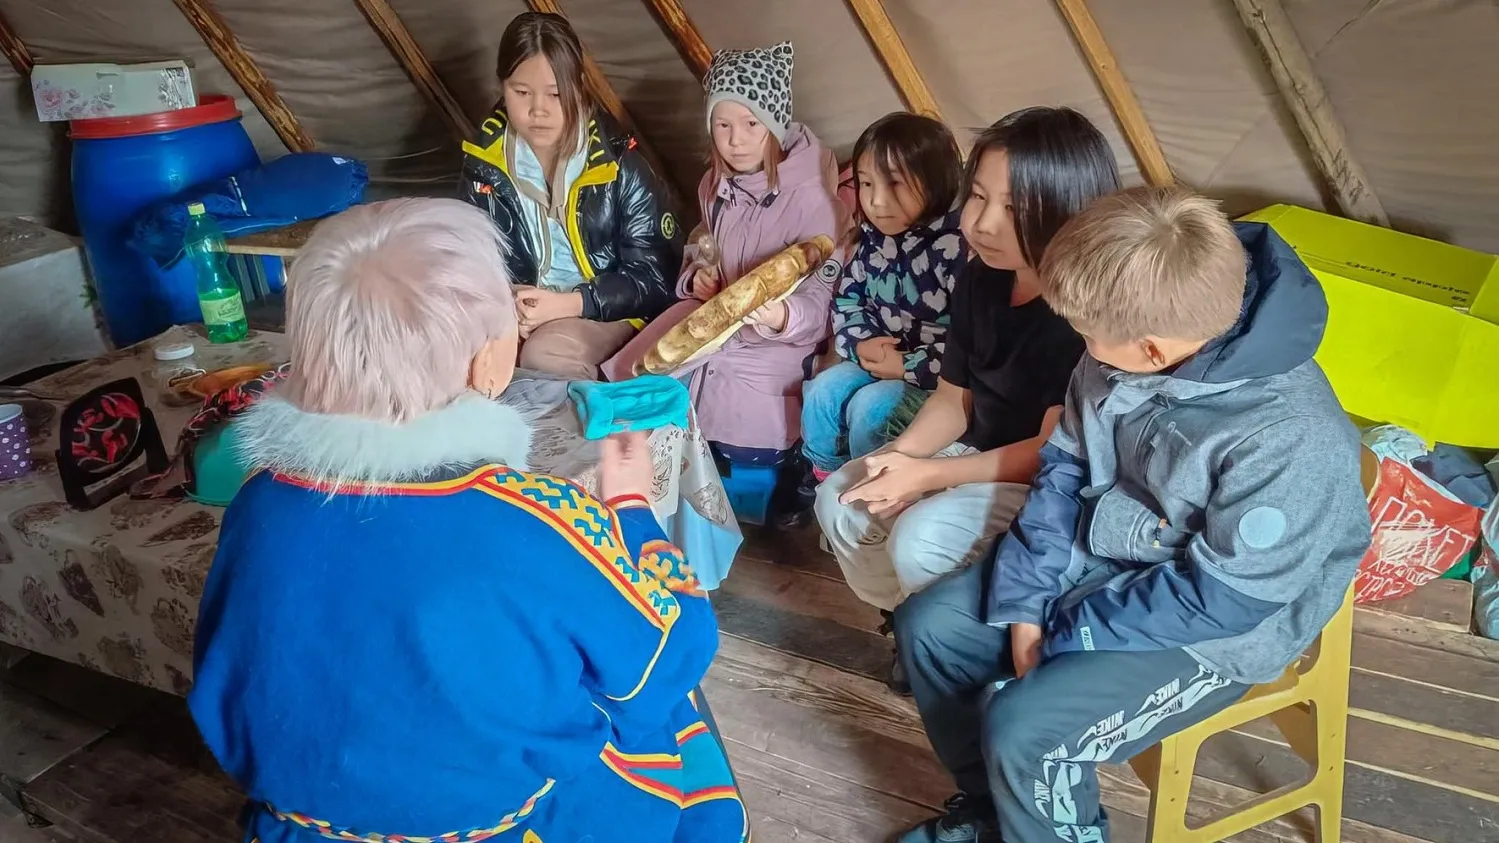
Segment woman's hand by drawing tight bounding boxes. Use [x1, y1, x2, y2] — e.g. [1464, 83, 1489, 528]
[745, 300, 789, 333]
[516, 288, 584, 336]
[1011, 622, 1044, 678]
[837, 451, 939, 517]
[600, 430, 654, 507]
[690, 266, 722, 302]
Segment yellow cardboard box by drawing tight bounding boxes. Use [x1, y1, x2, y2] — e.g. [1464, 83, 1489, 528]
[1241, 205, 1499, 448]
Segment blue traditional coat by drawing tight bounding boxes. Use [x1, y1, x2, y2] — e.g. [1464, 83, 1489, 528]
[188, 391, 748, 843]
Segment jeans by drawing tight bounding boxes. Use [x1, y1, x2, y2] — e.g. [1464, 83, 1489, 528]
[813, 442, 1029, 612]
[894, 562, 1249, 843]
[800, 361, 912, 472]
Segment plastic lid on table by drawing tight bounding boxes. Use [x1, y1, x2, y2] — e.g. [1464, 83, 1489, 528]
[154, 341, 197, 361]
[68, 94, 243, 140]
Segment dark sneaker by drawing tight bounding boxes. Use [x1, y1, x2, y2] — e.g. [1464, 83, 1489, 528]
[769, 451, 818, 531]
[887, 647, 912, 696]
[893, 793, 998, 842]
[770, 501, 813, 531]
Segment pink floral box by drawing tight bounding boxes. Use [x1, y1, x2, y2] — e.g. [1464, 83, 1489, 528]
[31, 60, 195, 123]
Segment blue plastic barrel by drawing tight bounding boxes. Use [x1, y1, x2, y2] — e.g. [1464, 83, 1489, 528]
[70, 95, 263, 347]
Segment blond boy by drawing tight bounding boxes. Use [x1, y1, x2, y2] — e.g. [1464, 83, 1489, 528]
[892, 186, 1371, 843]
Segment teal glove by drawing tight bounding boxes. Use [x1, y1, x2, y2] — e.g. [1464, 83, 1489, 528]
[568, 375, 691, 440]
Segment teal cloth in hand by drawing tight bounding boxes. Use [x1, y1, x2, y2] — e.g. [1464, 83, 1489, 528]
[568, 376, 691, 440]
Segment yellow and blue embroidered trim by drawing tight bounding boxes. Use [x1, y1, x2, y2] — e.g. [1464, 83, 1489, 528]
[477, 468, 680, 630]
[267, 778, 554, 842]
[638, 539, 704, 596]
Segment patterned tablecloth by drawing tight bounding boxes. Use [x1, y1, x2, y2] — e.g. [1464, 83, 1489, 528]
[0, 326, 739, 695]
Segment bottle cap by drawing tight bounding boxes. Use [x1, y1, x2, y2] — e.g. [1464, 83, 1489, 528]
[187, 202, 206, 216]
[154, 342, 196, 362]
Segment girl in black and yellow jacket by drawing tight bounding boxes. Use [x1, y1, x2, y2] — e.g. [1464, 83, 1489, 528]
[461, 12, 684, 379]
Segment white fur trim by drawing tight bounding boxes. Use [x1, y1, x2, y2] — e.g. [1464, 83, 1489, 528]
[234, 392, 532, 487]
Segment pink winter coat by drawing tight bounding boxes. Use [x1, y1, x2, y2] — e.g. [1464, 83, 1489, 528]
[603, 123, 851, 453]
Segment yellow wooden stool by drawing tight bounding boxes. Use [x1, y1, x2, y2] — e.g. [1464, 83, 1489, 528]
[1127, 591, 1353, 843]
[1126, 447, 1376, 843]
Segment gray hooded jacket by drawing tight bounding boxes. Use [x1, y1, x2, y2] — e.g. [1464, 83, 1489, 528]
[986, 222, 1372, 684]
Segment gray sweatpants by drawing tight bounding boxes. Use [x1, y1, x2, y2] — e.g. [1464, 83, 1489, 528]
[895, 561, 1250, 843]
[813, 443, 1030, 612]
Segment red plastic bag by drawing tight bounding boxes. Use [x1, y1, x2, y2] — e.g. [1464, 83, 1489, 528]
[1356, 455, 1484, 603]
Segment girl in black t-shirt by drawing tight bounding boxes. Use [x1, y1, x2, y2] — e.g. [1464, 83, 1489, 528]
[814, 107, 1121, 693]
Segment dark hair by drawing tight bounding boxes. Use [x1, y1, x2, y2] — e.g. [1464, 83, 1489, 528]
[496, 13, 591, 160]
[850, 112, 963, 225]
[964, 106, 1121, 268]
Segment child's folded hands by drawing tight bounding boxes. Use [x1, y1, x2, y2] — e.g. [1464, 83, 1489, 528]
[856, 336, 905, 380]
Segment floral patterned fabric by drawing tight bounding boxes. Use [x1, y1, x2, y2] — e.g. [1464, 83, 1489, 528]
[0, 326, 737, 694]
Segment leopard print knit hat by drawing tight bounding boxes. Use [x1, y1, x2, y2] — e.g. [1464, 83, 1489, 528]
[704, 41, 794, 144]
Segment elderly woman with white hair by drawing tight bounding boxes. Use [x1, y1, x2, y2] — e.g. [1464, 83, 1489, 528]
[187, 198, 747, 843]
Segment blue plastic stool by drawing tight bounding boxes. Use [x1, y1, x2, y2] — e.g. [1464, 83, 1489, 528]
[719, 463, 780, 526]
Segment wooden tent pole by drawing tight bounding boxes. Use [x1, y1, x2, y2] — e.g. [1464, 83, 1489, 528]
[172, 0, 315, 152]
[639, 0, 712, 81]
[524, 0, 684, 200]
[350, 0, 471, 142]
[1232, 0, 1389, 226]
[1052, 0, 1173, 186]
[0, 8, 33, 75]
[844, 0, 942, 119]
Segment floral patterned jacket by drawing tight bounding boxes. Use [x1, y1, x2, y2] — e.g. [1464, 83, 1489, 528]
[832, 206, 966, 390]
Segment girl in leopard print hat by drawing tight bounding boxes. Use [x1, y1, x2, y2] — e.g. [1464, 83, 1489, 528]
[604, 40, 853, 508]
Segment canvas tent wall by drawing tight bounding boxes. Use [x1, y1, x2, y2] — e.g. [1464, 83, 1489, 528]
[1, 0, 1496, 253]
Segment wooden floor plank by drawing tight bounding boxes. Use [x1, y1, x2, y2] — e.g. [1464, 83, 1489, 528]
[1360, 580, 1474, 634]
[2, 656, 164, 731]
[1348, 667, 1499, 742]
[725, 737, 933, 842]
[738, 524, 844, 583]
[715, 591, 893, 681]
[721, 556, 884, 635]
[1354, 606, 1499, 663]
[1235, 715, 1498, 799]
[1194, 729, 1493, 843]
[21, 700, 241, 843]
[0, 680, 106, 800]
[0, 808, 75, 843]
[1351, 633, 1499, 701]
[746, 814, 841, 843]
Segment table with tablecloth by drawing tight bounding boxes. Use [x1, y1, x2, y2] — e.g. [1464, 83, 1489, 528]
[0, 326, 740, 695]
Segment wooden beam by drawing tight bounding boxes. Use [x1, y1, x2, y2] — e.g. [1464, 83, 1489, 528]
[350, 0, 470, 142]
[1232, 0, 1389, 226]
[1053, 0, 1174, 186]
[639, 0, 712, 81]
[0, 7, 34, 76]
[524, 0, 684, 200]
[844, 0, 943, 120]
[171, 0, 315, 153]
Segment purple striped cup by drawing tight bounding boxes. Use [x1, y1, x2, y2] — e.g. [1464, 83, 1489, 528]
[0, 404, 31, 481]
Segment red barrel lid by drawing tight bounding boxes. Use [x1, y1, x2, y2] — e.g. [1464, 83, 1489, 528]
[69, 94, 243, 140]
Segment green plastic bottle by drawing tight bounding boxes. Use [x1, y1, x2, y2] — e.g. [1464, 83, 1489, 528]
[183, 203, 248, 343]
